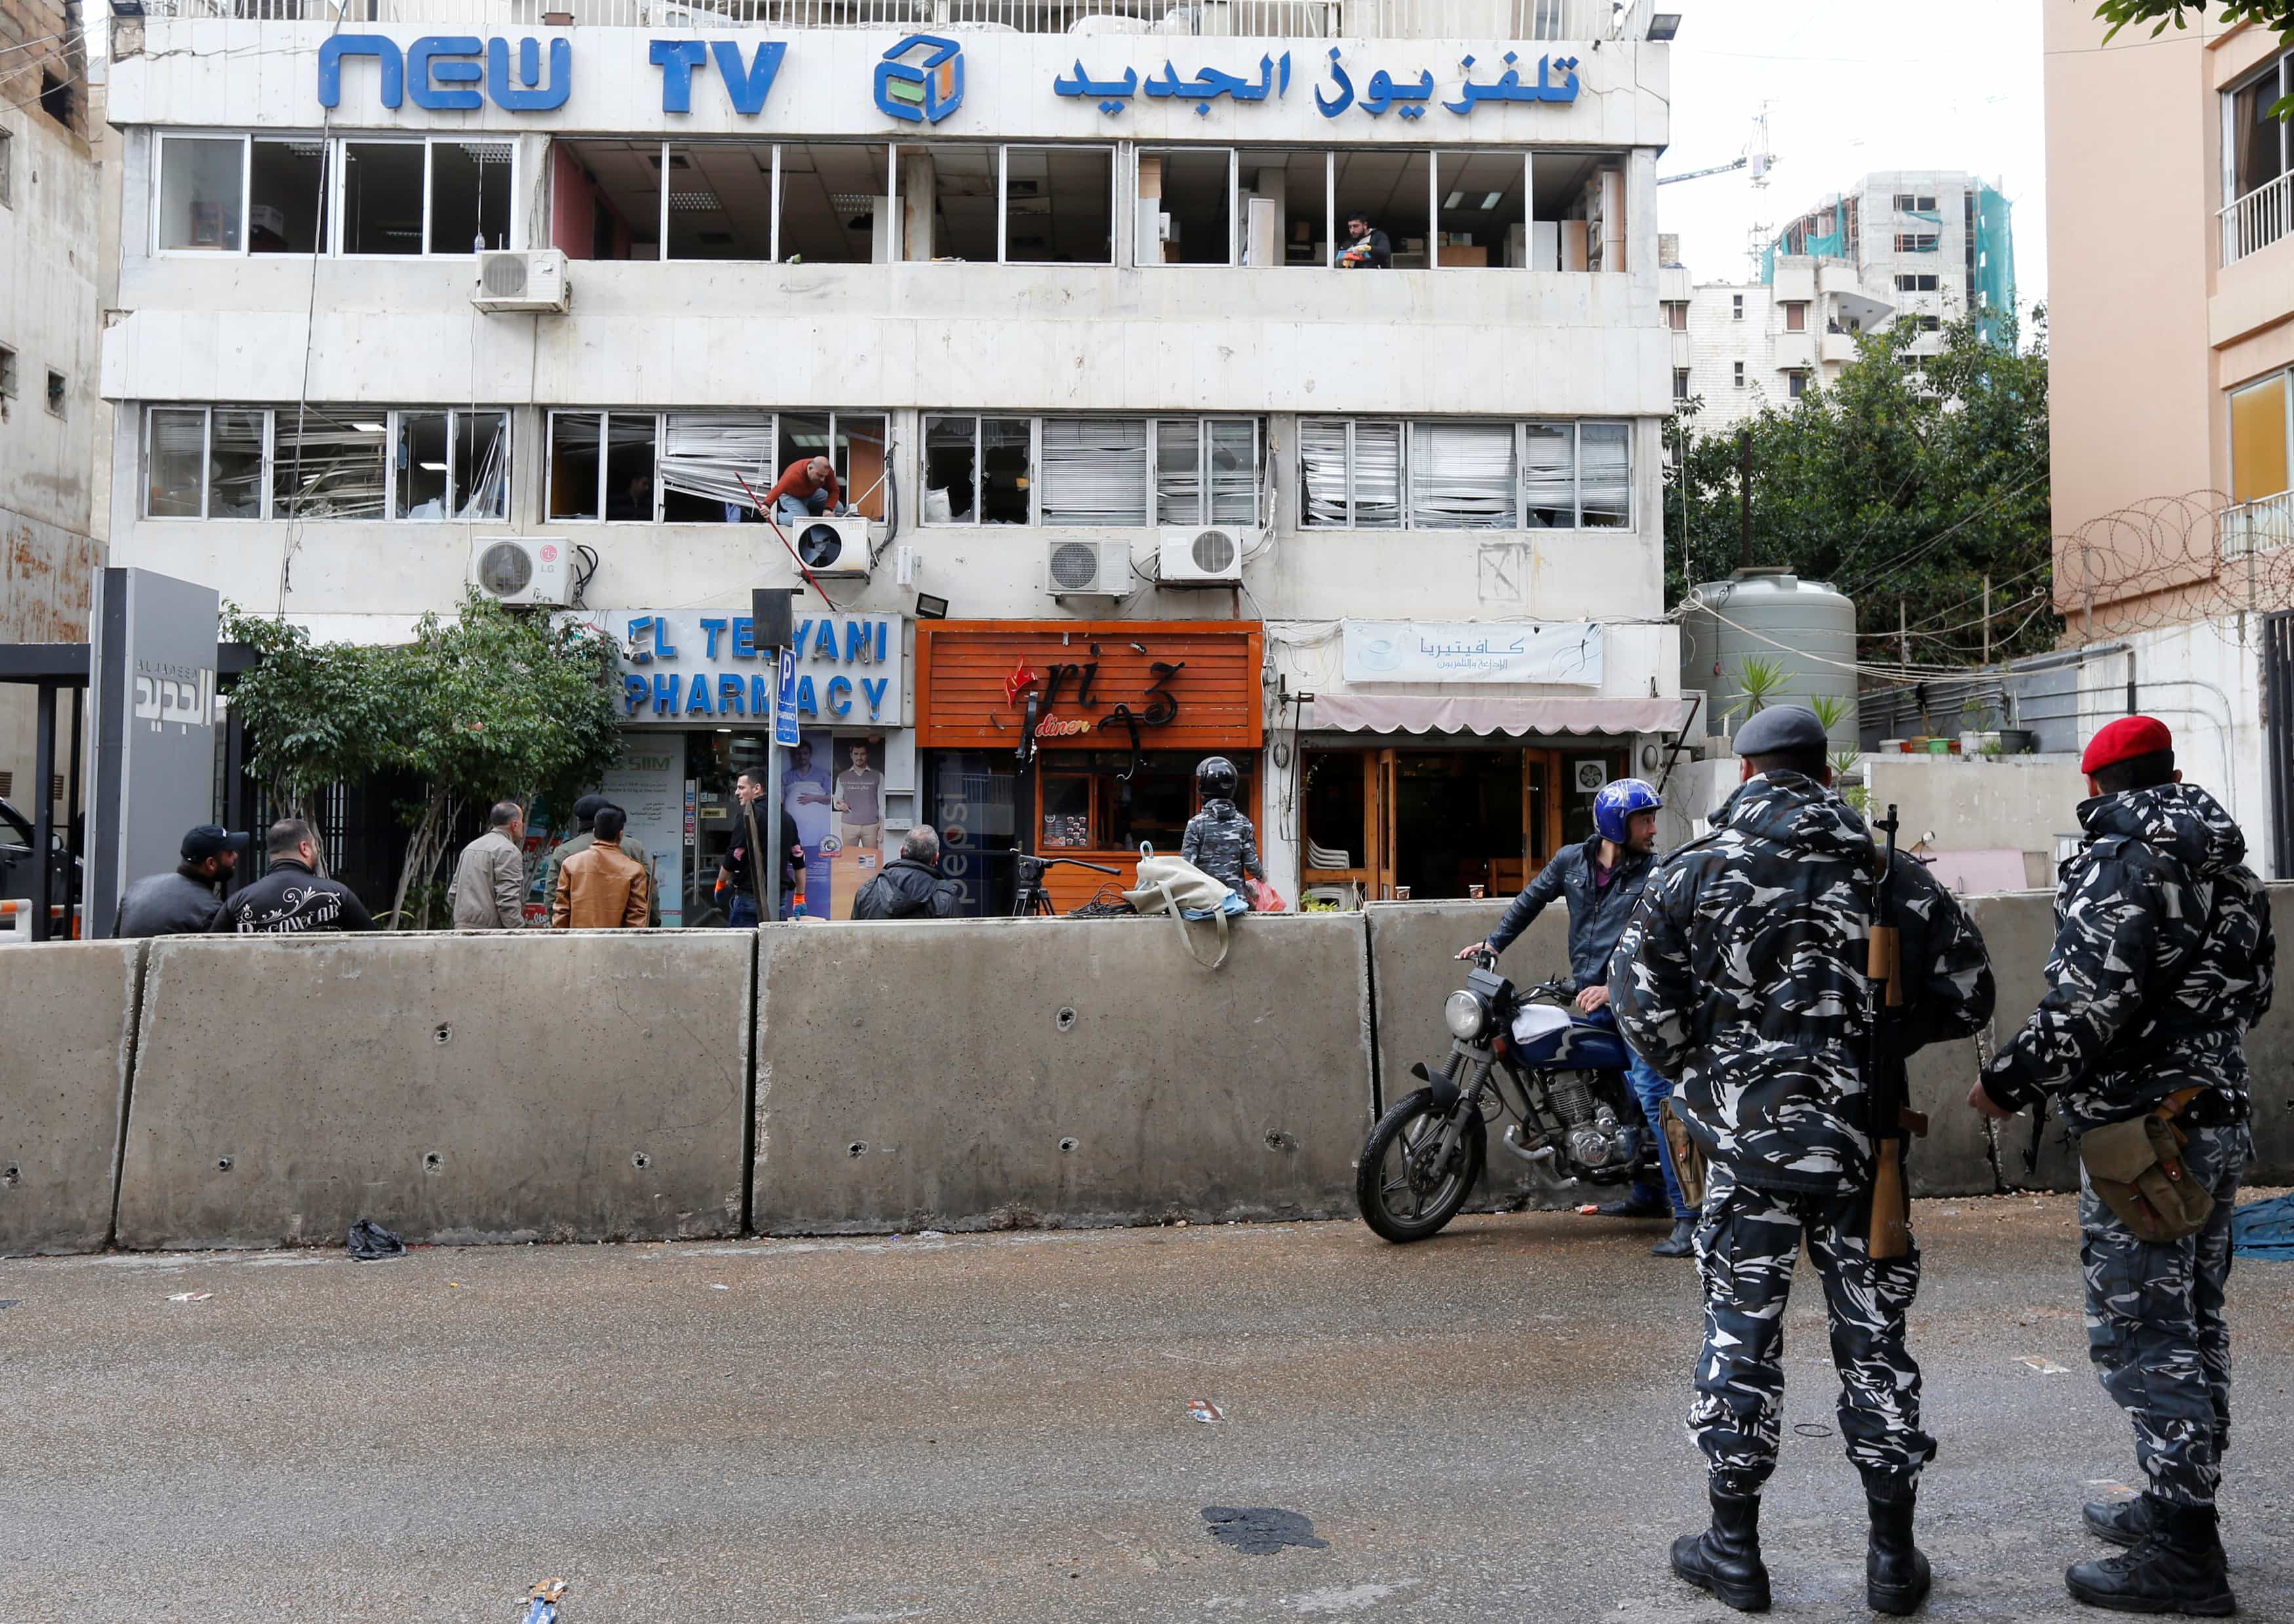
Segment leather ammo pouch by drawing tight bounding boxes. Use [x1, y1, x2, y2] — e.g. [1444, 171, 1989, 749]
[1658, 1098, 1707, 1211]
[2078, 1108, 2213, 1244]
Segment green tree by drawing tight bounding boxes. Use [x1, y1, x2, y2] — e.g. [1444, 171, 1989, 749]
[2088, 4, 2292, 115]
[220, 608, 402, 862]
[385, 594, 625, 928]
[1666, 308, 2058, 668]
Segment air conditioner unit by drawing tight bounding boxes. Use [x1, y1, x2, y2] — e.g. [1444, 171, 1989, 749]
[785, 516, 874, 579]
[1157, 525, 1256, 585]
[1043, 537, 1128, 598]
[471, 248, 570, 314]
[469, 537, 571, 606]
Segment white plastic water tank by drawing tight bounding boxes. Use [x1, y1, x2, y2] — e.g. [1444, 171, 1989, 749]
[1679, 568, 1860, 749]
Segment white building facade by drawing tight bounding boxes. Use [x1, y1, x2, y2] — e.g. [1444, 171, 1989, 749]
[100, 0, 1684, 922]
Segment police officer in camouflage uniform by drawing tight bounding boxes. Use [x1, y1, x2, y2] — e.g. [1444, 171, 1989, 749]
[1610, 706, 1995, 1615]
[1180, 757, 1266, 904]
[1974, 717, 2274, 1617]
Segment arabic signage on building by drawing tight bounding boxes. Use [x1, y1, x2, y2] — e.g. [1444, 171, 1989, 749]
[1342, 620, 1603, 686]
[309, 31, 1578, 126]
[597, 609, 907, 729]
[916, 620, 1263, 752]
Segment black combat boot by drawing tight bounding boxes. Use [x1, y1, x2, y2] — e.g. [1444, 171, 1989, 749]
[1671, 1487, 1771, 1613]
[2083, 1495, 2151, 1549]
[1651, 1217, 1698, 1258]
[2064, 1496, 2235, 1616]
[1866, 1490, 1932, 1615]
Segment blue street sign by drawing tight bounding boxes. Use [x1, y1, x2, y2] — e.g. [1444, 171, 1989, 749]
[775, 644, 800, 746]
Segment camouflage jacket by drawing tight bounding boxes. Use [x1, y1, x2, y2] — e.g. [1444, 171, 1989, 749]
[1981, 783, 2274, 1131]
[1608, 772, 1995, 1194]
[1180, 799, 1266, 895]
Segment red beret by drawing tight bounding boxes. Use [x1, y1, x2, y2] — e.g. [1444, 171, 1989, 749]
[2082, 715, 2173, 774]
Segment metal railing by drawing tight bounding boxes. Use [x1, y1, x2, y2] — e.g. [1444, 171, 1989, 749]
[134, 0, 1640, 37]
[2220, 170, 2290, 267]
[2222, 490, 2294, 562]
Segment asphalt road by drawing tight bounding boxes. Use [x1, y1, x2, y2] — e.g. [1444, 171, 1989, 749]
[7, 1197, 2291, 1623]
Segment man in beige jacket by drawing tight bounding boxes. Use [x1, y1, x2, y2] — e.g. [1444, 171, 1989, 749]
[451, 802, 529, 929]
[552, 805, 651, 929]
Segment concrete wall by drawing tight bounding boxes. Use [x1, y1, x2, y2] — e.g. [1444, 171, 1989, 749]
[0, 939, 142, 1254]
[116, 932, 755, 1249]
[750, 913, 1374, 1232]
[1867, 754, 2090, 863]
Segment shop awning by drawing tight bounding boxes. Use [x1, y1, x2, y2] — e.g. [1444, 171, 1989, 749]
[1307, 695, 1696, 737]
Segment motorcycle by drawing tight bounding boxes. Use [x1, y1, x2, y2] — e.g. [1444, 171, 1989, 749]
[1355, 950, 1661, 1243]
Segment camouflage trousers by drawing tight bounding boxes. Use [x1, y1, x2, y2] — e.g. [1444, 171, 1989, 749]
[2079, 1119, 2250, 1507]
[1690, 1160, 1935, 1497]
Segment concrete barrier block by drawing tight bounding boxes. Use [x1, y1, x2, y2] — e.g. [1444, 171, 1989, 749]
[752, 914, 1373, 1233]
[117, 933, 753, 1250]
[2245, 883, 2293, 1185]
[1365, 899, 1579, 1212]
[0, 940, 144, 1255]
[1968, 893, 2080, 1193]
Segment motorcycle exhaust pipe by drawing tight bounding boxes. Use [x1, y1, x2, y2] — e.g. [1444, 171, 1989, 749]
[1499, 1125, 1557, 1165]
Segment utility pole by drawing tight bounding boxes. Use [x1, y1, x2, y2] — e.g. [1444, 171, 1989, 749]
[1737, 427, 1753, 572]
[1981, 573, 1991, 665]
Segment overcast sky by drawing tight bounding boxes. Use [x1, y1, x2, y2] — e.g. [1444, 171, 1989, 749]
[1656, 0, 2048, 321]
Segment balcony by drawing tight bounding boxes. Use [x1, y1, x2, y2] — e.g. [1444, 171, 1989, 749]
[2221, 171, 2289, 267]
[2223, 491, 2293, 562]
[130, 0, 1650, 37]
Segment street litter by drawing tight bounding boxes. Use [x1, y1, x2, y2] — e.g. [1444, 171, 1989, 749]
[347, 1218, 408, 1262]
[520, 1577, 569, 1624]
[1576, 1204, 1600, 1216]
[2231, 1191, 2294, 1260]
[2019, 1357, 2071, 1374]
[1791, 1423, 1833, 1439]
[167, 1292, 212, 1303]
[0, 1300, 19, 1309]
[710, 1283, 729, 1290]
[1188, 1400, 1225, 1425]
[918, 1230, 947, 1239]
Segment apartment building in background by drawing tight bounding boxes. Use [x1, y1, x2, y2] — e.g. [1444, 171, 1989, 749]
[1, 0, 101, 828]
[96, 0, 1685, 921]
[2045, 11, 2292, 877]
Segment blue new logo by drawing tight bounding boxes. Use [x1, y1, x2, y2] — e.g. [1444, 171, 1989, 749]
[874, 34, 963, 124]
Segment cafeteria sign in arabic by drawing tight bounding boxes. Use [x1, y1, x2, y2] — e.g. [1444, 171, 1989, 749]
[1053, 47, 1578, 119]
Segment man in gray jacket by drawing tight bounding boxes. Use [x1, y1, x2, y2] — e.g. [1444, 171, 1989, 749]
[451, 801, 529, 929]
[115, 824, 248, 937]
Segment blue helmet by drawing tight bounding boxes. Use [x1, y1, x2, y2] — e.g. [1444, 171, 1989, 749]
[1593, 777, 1663, 845]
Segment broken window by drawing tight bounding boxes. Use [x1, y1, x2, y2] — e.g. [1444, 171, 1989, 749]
[391, 410, 507, 520]
[1138, 149, 1232, 265]
[1578, 423, 1630, 528]
[1239, 149, 1330, 267]
[146, 408, 208, 518]
[341, 141, 425, 255]
[549, 411, 659, 521]
[777, 142, 891, 263]
[210, 409, 267, 517]
[250, 139, 329, 254]
[924, 146, 998, 261]
[1304, 419, 1625, 531]
[659, 413, 775, 520]
[1522, 423, 1573, 528]
[1435, 151, 1528, 267]
[665, 143, 773, 261]
[554, 141, 657, 260]
[158, 135, 244, 251]
[273, 409, 387, 520]
[1411, 422, 1516, 530]
[924, 416, 1032, 525]
[1530, 151, 1627, 271]
[1003, 147, 1112, 265]
[1038, 419, 1148, 526]
[429, 142, 515, 254]
[1300, 419, 1401, 529]
[1333, 149, 1429, 266]
[1155, 419, 1258, 527]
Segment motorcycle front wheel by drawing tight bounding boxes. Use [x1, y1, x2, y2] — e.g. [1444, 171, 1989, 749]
[1355, 1087, 1488, 1243]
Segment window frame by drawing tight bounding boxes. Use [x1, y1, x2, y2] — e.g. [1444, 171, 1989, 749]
[391, 407, 513, 521]
[2228, 369, 2293, 505]
[922, 413, 1039, 526]
[153, 131, 519, 260]
[1672, 367, 1691, 400]
[2221, 49, 2292, 206]
[1297, 417, 1631, 533]
[142, 405, 520, 522]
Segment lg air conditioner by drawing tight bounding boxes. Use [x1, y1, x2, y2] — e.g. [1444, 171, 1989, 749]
[472, 249, 570, 314]
[786, 516, 874, 579]
[1157, 525, 1255, 585]
[1043, 538, 1128, 598]
[469, 537, 572, 606]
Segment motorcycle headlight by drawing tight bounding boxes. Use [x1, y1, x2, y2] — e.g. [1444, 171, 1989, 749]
[1444, 990, 1490, 1041]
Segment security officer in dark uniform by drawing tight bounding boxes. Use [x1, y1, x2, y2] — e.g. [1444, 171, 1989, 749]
[1975, 717, 2273, 1616]
[1610, 706, 1994, 1615]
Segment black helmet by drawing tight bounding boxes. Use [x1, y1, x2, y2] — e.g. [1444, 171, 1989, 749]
[1196, 756, 1238, 800]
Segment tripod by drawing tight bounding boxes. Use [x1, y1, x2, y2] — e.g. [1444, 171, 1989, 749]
[1011, 853, 1119, 917]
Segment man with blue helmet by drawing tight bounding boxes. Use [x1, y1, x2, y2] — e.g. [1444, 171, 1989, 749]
[1456, 774, 1695, 1256]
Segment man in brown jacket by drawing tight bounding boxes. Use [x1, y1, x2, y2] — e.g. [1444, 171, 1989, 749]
[450, 801, 529, 929]
[552, 805, 651, 929]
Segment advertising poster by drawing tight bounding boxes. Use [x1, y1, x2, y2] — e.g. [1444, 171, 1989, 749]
[779, 727, 887, 919]
[602, 742, 687, 927]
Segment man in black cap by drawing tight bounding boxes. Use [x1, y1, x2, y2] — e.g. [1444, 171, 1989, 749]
[1610, 703, 1994, 1615]
[542, 794, 661, 928]
[115, 824, 249, 937]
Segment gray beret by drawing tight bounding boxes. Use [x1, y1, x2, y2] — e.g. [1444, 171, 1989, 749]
[1735, 704, 1829, 756]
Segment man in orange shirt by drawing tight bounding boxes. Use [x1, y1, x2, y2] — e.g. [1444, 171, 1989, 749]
[764, 455, 842, 525]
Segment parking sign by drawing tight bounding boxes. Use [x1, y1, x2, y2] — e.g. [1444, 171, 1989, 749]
[775, 644, 800, 746]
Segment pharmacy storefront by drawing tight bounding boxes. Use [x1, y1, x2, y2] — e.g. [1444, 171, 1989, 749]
[540, 608, 909, 925]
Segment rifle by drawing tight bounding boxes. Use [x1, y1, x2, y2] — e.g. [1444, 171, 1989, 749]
[1867, 803, 1930, 1260]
